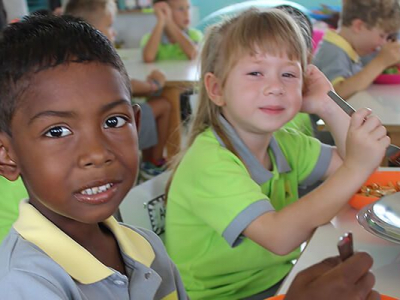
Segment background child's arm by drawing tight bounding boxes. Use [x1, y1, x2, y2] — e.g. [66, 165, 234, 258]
[334, 41, 400, 99]
[142, 3, 167, 63]
[165, 19, 198, 60]
[130, 70, 165, 96]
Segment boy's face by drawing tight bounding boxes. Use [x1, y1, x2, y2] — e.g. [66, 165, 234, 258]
[92, 8, 116, 43]
[168, 0, 191, 30]
[353, 22, 389, 56]
[1, 62, 140, 226]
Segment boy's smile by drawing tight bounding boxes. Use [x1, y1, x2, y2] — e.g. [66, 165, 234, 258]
[6, 62, 139, 228]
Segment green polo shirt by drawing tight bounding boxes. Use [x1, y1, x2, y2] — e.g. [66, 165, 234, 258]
[140, 28, 203, 61]
[284, 113, 314, 137]
[165, 116, 333, 300]
[0, 177, 27, 243]
[313, 30, 363, 86]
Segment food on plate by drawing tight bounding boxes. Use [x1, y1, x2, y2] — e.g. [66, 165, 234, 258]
[357, 181, 400, 198]
[382, 66, 400, 74]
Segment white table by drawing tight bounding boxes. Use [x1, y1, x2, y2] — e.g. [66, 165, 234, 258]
[278, 170, 400, 298]
[118, 48, 200, 158]
[348, 84, 400, 147]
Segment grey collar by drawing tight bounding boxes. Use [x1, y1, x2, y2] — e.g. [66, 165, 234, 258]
[213, 115, 291, 185]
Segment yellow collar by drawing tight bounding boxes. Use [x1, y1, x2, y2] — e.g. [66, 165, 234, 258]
[14, 200, 155, 284]
[324, 30, 359, 62]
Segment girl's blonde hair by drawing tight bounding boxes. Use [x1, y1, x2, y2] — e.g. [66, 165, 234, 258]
[167, 8, 308, 191]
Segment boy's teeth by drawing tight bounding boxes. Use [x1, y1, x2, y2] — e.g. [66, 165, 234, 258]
[81, 183, 113, 195]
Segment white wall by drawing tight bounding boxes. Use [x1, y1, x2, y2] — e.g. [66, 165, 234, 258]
[114, 13, 156, 48]
[3, 0, 28, 22]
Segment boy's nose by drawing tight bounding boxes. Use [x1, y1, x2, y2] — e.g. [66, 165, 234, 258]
[78, 136, 115, 168]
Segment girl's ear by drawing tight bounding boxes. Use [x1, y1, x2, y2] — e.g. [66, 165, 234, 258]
[204, 72, 225, 106]
[0, 133, 20, 181]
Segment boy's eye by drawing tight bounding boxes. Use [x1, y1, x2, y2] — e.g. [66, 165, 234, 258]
[104, 116, 127, 129]
[44, 126, 72, 138]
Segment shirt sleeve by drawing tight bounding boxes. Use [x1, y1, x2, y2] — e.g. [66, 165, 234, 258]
[140, 33, 151, 48]
[313, 46, 354, 84]
[287, 131, 333, 186]
[188, 28, 203, 44]
[174, 146, 275, 246]
[0, 270, 68, 299]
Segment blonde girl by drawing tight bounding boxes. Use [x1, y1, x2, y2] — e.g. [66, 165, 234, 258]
[165, 8, 389, 300]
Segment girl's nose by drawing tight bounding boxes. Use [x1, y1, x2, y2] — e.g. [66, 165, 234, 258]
[263, 79, 285, 96]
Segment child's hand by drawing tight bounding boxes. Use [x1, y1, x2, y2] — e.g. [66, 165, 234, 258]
[147, 69, 166, 87]
[301, 65, 333, 115]
[376, 41, 400, 68]
[285, 253, 379, 300]
[153, 2, 170, 26]
[344, 108, 390, 174]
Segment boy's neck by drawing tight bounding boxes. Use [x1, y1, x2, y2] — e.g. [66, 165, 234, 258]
[336, 27, 358, 54]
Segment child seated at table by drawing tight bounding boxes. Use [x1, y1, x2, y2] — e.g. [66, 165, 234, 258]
[141, 0, 202, 62]
[164, 8, 389, 299]
[313, 0, 400, 99]
[0, 14, 187, 298]
[0, 14, 380, 300]
[65, 0, 171, 179]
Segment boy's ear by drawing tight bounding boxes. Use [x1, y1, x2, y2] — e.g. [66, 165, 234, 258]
[351, 19, 365, 33]
[0, 133, 20, 181]
[204, 72, 225, 106]
[132, 104, 141, 134]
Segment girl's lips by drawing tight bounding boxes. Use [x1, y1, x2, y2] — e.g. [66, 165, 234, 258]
[74, 182, 118, 204]
[259, 106, 285, 115]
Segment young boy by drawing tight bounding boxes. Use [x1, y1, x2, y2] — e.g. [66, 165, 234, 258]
[65, 0, 171, 179]
[141, 0, 202, 62]
[0, 14, 379, 300]
[313, 0, 400, 99]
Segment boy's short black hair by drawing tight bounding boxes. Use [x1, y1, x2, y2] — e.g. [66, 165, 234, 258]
[0, 14, 131, 135]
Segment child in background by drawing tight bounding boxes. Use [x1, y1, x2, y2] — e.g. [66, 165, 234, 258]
[0, 14, 380, 300]
[65, 0, 171, 179]
[0, 14, 187, 299]
[165, 8, 389, 300]
[141, 0, 202, 62]
[313, 0, 400, 99]
[0, 177, 27, 243]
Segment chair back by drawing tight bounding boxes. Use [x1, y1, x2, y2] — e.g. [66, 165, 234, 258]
[119, 171, 171, 239]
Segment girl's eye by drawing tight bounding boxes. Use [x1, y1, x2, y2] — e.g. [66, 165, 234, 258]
[104, 116, 127, 129]
[248, 72, 262, 76]
[282, 73, 296, 78]
[44, 126, 72, 138]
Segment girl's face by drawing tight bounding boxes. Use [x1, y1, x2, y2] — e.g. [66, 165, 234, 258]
[217, 51, 303, 137]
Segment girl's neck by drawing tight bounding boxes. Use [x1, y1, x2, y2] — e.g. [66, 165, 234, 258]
[235, 128, 273, 169]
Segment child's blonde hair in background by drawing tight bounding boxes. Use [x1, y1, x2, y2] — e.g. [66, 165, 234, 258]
[65, 0, 116, 24]
[168, 8, 308, 179]
[341, 0, 400, 33]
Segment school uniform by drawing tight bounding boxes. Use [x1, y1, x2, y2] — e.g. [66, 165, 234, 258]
[165, 115, 333, 300]
[0, 200, 187, 300]
[313, 30, 363, 86]
[140, 29, 203, 61]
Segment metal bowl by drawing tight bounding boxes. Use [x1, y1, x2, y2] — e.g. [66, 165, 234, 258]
[357, 192, 400, 244]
